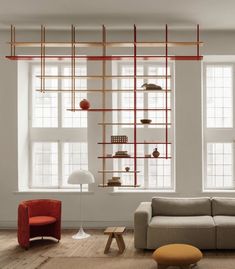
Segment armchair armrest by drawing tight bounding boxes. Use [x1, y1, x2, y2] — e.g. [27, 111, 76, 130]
[134, 202, 152, 249]
[18, 203, 30, 248]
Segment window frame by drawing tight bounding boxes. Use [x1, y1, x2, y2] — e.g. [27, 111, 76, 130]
[28, 61, 88, 190]
[203, 62, 235, 191]
[112, 60, 175, 191]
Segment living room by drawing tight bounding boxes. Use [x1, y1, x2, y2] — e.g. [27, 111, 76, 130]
[1, 0, 235, 268]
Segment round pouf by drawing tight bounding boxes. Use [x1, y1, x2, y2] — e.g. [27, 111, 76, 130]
[152, 244, 203, 269]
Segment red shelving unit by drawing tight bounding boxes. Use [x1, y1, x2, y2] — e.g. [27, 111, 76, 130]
[6, 24, 203, 188]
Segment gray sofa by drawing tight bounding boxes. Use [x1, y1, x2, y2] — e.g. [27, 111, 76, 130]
[134, 197, 235, 249]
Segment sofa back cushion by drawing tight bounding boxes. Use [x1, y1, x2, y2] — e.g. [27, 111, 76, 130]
[212, 197, 235, 216]
[152, 197, 211, 216]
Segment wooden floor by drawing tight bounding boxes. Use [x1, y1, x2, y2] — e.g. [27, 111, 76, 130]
[0, 229, 150, 269]
[2, 229, 235, 269]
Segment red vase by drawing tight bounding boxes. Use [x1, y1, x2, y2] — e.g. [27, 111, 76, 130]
[80, 99, 90, 110]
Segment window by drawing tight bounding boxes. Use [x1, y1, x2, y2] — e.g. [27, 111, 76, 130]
[29, 61, 88, 189]
[112, 61, 175, 190]
[203, 64, 234, 190]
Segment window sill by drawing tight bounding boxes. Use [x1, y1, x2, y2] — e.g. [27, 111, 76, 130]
[111, 189, 175, 194]
[14, 189, 94, 194]
[203, 189, 235, 193]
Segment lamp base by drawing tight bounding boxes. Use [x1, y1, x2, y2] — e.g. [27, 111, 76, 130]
[72, 227, 90, 240]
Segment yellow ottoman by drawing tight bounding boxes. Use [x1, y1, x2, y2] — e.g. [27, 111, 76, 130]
[152, 244, 203, 269]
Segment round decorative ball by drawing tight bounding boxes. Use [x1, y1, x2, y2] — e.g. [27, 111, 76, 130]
[80, 99, 90, 110]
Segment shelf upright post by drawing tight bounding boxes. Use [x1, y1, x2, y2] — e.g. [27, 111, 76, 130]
[134, 25, 137, 186]
[70, 25, 76, 111]
[40, 25, 46, 93]
[197, 24, 200, 57]
[165, 24, 168, 159]
[102, 25, 107, 186]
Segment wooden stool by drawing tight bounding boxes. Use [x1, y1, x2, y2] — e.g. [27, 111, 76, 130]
[104, 227, 126, 254]
[152, 244, 203, 269]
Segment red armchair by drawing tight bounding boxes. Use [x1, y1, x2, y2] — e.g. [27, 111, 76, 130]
[18, 199, 61, 249]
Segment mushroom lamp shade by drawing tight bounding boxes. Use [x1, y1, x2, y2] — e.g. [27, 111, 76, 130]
[68, 170, 95, 185]
[67, 170, 95, 240]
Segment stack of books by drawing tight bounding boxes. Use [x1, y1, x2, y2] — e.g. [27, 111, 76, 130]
[107, 177, 122, 186]
[113, 150, 130, 158]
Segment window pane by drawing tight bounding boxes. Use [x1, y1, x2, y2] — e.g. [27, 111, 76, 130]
[32, 142, 58, 187]
[62, 65, 87, 127]
[32, 66, 58, 127]
[206, 66, 233, 128]
[63, 142, 88, 188]
[206, 143, 233, 189]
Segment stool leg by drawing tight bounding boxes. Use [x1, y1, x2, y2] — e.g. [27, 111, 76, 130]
[104, 233, 114, 254]
[114, 233, 125, 254]
[158, 264, 168, 269]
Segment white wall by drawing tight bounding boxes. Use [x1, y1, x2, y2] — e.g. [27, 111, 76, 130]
[1, 29, 235, 228]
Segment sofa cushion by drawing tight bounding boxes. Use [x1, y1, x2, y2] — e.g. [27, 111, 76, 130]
[213, 216, 235, 249]
[147, 216, 215, 249]
[152, 197, 211, 216]
[212, 197, 235, 216]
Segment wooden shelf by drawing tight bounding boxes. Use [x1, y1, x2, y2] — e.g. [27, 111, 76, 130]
[67, 108, 171, 112]
[98, 170, 140, 173]
[98, 156, 171, 159]
[98, 123, 171, 126]
[6, 55, 203, 61]
[36, 89, 172, 93]
[36, 75, 171, 79]
[98, 184, 140, 187]
[98, 142, 171, 144]
[8, 41, 203, 48]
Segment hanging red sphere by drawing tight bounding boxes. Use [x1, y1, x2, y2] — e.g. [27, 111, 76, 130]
[79, 99, 90, 110]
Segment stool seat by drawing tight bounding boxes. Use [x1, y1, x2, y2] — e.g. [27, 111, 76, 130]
[153, 244, 202, 268]
[29, 216, 56, 226]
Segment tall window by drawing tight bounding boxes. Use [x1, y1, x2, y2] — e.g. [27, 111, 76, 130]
[29, 62, 88, 189]
[203, 64, 234, 190]
[112, 62, 175, 190]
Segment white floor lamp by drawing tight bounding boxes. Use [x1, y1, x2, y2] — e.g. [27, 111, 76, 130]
[68, 170, 95, 239]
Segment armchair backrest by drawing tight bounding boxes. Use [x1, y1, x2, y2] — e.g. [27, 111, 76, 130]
[21, 199, 61, 219]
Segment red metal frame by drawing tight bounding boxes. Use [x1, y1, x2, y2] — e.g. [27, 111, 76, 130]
[6, 24, 203, 188]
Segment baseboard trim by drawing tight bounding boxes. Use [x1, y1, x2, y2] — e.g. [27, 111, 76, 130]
[0, 220, 133, 229]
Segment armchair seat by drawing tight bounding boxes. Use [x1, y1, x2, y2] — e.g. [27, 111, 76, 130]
[29, 216, 57, 226]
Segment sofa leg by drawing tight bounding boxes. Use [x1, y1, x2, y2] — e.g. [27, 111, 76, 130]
[158, 264, 168, 269]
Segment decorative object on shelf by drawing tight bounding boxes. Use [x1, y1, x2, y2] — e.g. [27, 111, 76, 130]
[67, 170, 94, 240]
[141, 83, 162, 91]
[140, 119, 152, 124]
[107, 177, 122, 186]
[106, 154, 112, 157]
[145, 154, 152, 158]
[125, 167, 130, 172]
[114, 150, 130, 158]
[111, 135, 128, 144]
[152, 147, 160, 158]
[79, 99, 90, 110]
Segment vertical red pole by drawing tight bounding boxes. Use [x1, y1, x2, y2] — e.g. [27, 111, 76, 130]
[165, 24, 168, 159]
[197, 24, 200, 57]
[102, 25, 106, 186]
[134, 25, 137, 186]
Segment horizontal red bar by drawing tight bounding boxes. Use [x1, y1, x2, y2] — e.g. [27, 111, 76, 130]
[98, 156, 171, 159]
[67, 108, 171, 112]
[6, 55, 203, 61]
[98, 142, 172, 144]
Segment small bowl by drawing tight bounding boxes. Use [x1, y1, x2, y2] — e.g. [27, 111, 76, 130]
[140, 119, 152, 124]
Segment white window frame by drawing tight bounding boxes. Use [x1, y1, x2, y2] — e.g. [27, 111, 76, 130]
[112, 60, 175, 191]
[28, 61, 88, 190]
[203, 62, 235, 191]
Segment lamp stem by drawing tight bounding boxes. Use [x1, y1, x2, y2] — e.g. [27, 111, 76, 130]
[80, 183, 83, 229]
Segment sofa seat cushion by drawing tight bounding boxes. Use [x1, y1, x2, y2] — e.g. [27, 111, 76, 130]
[147, 216, 215, 249]
[213, 216, 235, 249]
[29, 216, 56, 226]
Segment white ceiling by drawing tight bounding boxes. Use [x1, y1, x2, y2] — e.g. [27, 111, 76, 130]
[1, 0, 235, 30]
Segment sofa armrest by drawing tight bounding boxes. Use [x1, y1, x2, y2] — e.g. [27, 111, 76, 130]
[134, 202, 152, 249]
